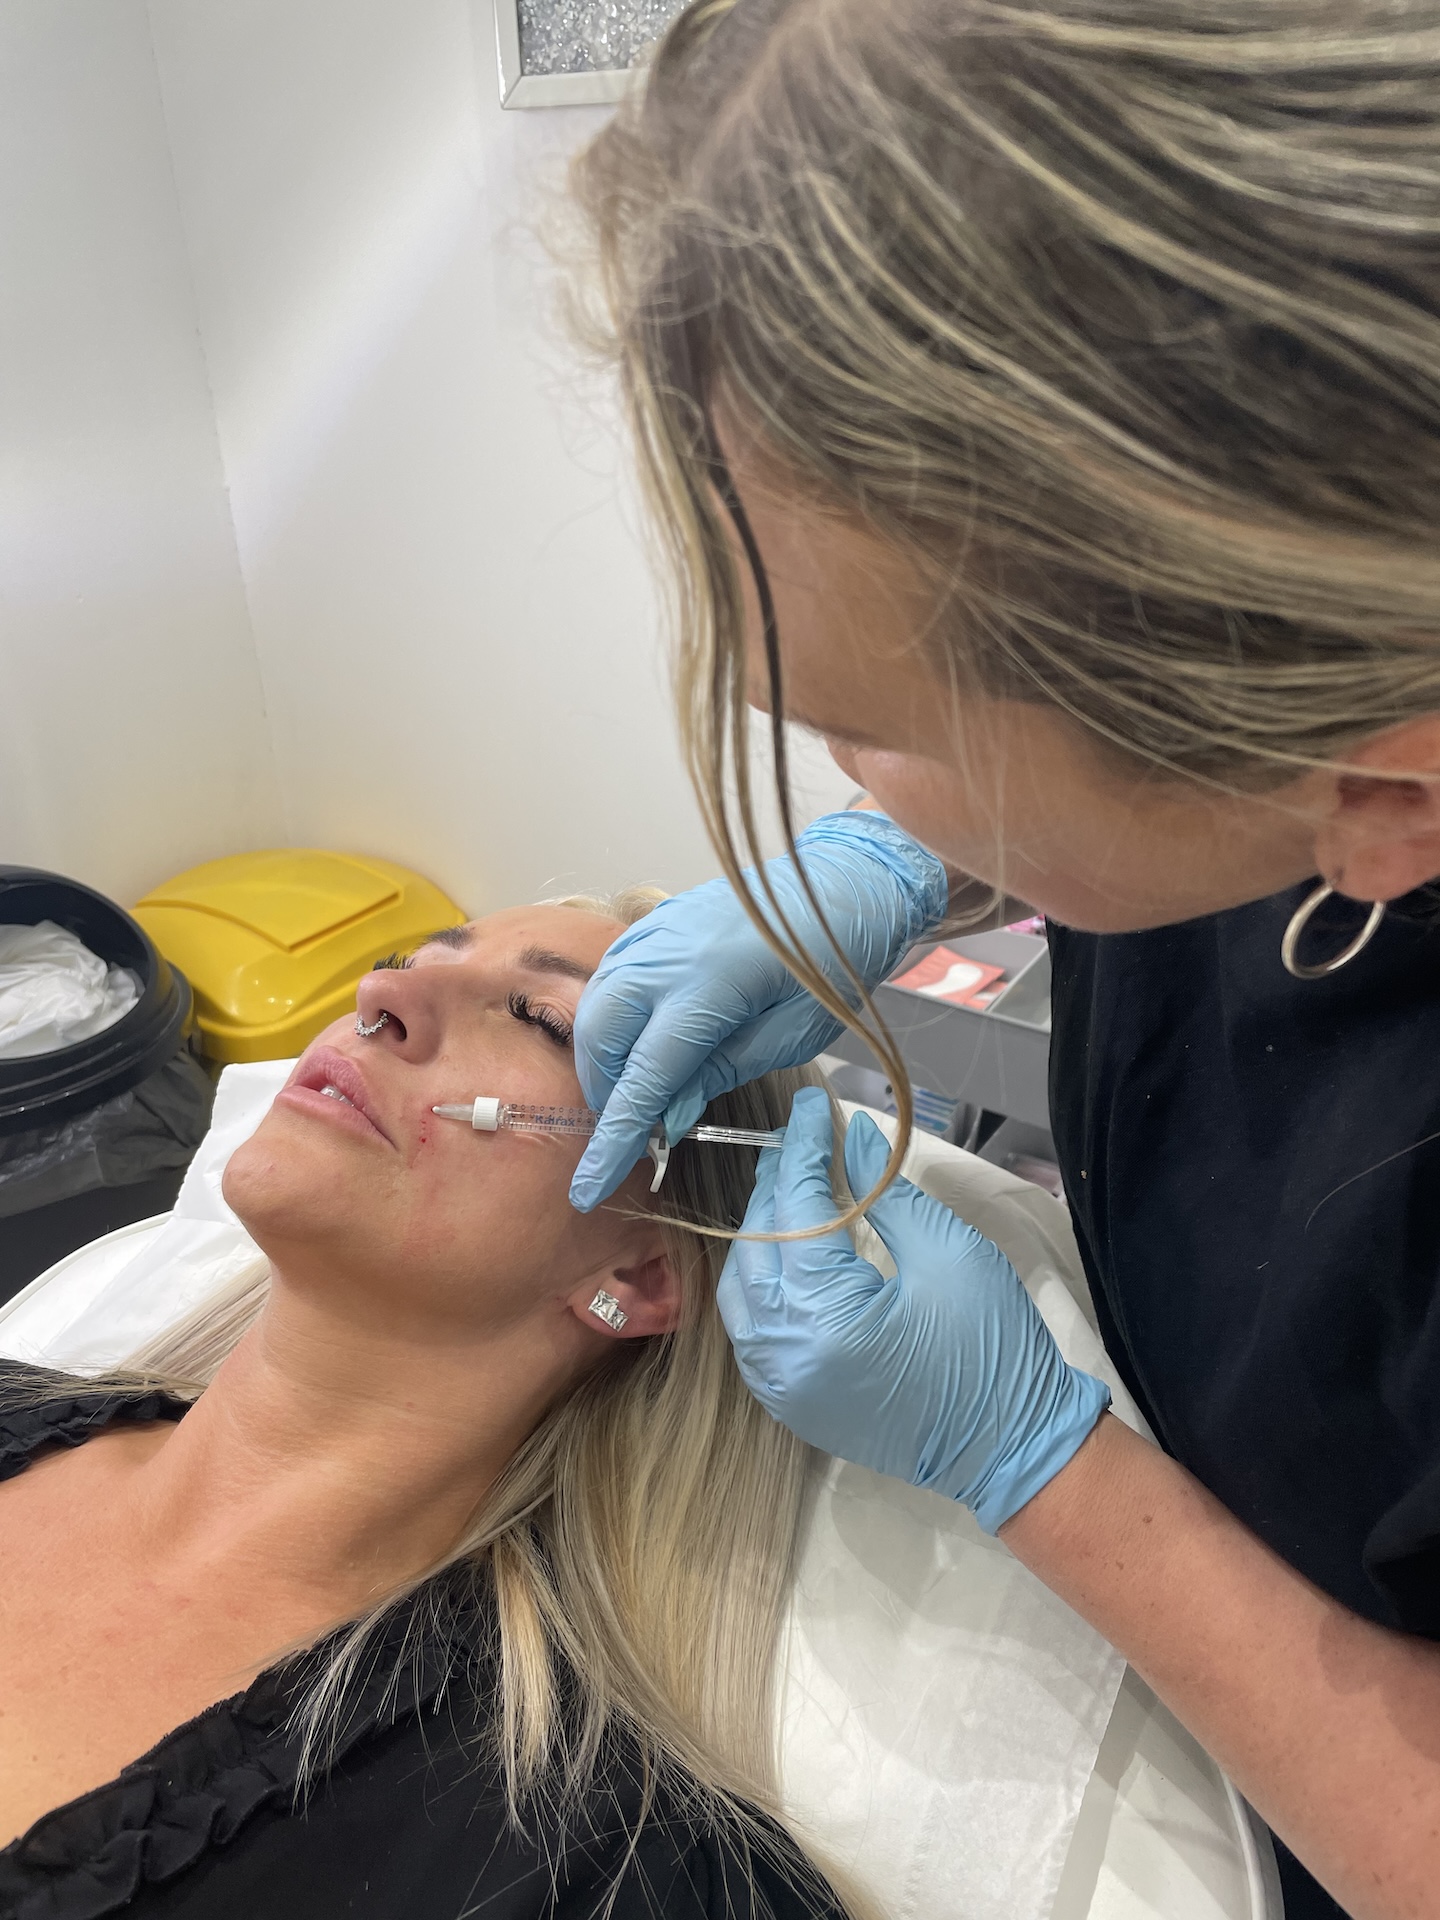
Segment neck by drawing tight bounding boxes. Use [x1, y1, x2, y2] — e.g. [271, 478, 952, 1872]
[124, 1276, 574, 1614]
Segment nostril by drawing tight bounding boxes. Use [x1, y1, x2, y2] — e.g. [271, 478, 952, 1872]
[356, 1008, 406, 1041]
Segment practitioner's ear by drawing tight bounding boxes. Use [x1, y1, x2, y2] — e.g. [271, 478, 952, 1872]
[568, 1248, 683, 1341]
[1312, 715, 1440, 903]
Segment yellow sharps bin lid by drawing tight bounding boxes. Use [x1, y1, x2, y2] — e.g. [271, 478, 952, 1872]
[133, 850, 467, 1063]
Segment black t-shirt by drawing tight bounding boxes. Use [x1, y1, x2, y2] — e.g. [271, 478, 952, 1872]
[1049, 879, 1440, 1920]
[0, 1369, 844, 1920]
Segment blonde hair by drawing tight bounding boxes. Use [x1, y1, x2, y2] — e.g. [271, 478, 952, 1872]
[571, 0, 1440, 1132]
[8, 890, 859, 1916]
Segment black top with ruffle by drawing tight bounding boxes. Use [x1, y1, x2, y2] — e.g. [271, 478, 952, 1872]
[0, 1365, 840, 1920]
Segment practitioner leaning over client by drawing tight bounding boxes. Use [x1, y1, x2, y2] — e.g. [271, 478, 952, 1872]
[0, 890, 855, 1920]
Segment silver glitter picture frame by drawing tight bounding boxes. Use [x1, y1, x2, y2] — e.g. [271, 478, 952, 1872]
[494, 0, 682, 108]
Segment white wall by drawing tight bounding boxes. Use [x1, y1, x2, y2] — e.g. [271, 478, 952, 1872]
[2, 1, 853, 916]
[0, 0, 281, 905]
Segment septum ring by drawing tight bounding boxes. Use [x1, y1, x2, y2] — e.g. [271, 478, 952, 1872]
[1280, 882, 1386, 980]
[355, 1011, 390, 1038]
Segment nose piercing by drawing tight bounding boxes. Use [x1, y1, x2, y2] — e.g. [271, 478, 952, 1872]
[355, 1011, 389, 1037]
[587, 1289, 628, 1332]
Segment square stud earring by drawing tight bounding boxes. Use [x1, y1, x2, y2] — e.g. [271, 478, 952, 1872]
[587, 1288, 628, 1332]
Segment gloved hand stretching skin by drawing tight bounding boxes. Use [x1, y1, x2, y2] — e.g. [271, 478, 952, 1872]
[717, 1089, 1111, 1533]
[569, 812, 947, 1210]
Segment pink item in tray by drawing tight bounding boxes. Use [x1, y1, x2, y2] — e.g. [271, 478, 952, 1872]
[892, 944, 1008, 1010]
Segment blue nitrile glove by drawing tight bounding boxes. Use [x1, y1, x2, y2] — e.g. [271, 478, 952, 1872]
[569, 812, 947, 1210]
[717, 1089, 1110, 1533]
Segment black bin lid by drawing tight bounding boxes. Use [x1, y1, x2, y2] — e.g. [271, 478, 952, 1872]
[0, 867, 192, 1137]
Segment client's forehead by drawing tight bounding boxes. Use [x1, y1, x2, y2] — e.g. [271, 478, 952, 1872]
[416, 904, 624, 976]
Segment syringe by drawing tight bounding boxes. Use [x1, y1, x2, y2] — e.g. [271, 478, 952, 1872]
[429, 1097, 784, 1190]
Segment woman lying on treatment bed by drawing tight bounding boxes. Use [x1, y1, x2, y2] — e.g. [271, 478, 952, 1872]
[0, 891, 853, 1920]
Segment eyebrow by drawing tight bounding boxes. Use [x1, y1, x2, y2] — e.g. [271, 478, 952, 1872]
[410, 925, 593, 983]
[515, 945, 594, 984]
[418, 924, 472, 951]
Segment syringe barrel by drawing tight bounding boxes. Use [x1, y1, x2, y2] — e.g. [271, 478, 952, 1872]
[498, 1102, 600, 1136]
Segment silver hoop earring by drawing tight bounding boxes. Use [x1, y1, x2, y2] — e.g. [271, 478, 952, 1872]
[1280, 883, 1386, 980]
[355, 1011, 389, 1037]
[587, 1289, 628, 1332]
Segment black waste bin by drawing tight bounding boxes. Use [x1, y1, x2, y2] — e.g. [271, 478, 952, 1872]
[0, 867, 215, 1308]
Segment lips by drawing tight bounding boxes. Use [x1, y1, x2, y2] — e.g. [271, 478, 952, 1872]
[276, 1044, 394, 1146]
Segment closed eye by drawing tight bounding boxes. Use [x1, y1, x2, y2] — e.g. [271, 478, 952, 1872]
[507, 990, 573, 1050]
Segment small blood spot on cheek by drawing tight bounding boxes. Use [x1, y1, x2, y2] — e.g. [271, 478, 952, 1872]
[418, 1118, 430, 1147]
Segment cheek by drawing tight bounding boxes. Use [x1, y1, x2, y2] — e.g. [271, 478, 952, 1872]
[853, 750, 998, 873]
[223, 1100, 639, 1325]
[392, 1134, 588, 1285]
[824, 738, 863, 785]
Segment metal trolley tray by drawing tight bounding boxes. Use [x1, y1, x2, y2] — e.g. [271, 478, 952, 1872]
[825, 929, 1052, 1131]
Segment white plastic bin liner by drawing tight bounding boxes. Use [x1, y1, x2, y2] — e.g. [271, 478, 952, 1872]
[0, 921, 140, 1059]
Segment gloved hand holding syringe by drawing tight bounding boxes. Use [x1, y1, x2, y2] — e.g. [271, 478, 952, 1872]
[430, 1096, 782, 1192]
[554, 809, 1108, 1540]
[432, 807, 1104, 1536]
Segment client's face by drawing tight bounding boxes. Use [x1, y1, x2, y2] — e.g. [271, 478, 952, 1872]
[223, 906, 674, 1345]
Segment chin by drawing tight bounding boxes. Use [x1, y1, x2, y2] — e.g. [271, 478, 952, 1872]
[221, 1124, 354, 1249]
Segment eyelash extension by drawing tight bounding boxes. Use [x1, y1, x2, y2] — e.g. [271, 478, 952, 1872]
[371, 952, 414, 972]
[507, 990, 574, 1050]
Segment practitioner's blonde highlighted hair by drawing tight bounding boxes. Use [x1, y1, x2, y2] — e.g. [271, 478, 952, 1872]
[8, 889, 862, 1917]
[572, 0, 1440, 1184]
